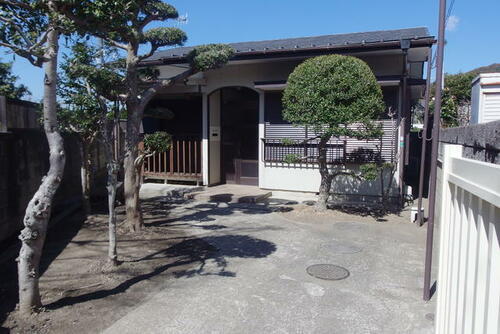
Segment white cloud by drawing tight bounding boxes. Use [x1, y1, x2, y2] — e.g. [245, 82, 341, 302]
[446, 15, 460, 31]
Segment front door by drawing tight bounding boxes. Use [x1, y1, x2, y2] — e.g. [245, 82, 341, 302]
[220, 87, 259, 186]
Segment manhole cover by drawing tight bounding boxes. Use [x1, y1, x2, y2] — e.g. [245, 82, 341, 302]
[307, 264, 350, 281]
[320, 241, 362, 254]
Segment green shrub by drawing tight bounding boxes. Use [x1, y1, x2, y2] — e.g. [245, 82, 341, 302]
[283, 153, 301, 164]
[143, 131, 172, 154]
[282, 55, 384, 137]
[280, 138, 295, 146]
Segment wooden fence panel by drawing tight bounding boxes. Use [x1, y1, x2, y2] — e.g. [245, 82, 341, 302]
[142, 136, 202, 183]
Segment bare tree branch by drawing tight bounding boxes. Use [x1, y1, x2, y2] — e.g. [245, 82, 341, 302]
[138, 44, 158, 61]
[138, 14, 159, 30]
[29, 28, 51, 52]
[104, 37, 128, 50]
[0, 0, 32, 10]
[0, 41, 46, 66]
[0, 15, 34, 47]
[138, 67, 194, 111]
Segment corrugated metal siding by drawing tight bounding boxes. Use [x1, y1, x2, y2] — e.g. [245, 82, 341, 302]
[265, 123, 307, 140]
[483, 93, 500, 123]
[264, 120, 396, 163]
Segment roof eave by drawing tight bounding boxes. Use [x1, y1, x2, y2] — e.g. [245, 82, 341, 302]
[140, 37, 436, 67]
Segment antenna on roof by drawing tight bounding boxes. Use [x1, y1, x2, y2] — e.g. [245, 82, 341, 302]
[177, 13, 188, 25]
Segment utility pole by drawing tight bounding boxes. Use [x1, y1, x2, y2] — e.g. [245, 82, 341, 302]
[423, 0, 447, 301]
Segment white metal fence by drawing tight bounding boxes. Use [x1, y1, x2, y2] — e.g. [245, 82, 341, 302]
[435, 143, 500, 334]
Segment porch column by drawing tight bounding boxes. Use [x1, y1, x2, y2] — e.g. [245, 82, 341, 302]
[202, 92, 209, 185]
[258, 91, 265, 188]
[396, 81, 405, 197]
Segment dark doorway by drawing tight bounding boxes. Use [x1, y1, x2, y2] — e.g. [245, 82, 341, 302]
[220, 87, 259, 185]
[142, 94, 203, 183]
[143, 94, 202, 137]
[406, 131, 432, 198]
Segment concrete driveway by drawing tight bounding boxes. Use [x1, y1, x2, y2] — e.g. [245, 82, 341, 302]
[105, 186, 435, 333]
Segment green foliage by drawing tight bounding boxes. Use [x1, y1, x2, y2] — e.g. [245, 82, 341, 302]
[55, 1, 184, 53]
[61, 41, 124, 100]
[143, 131, 171, 154]
[430, 71, 476, 127]
[360, 162, 394, 181]
[56, 1, 173, 40]
[280, 138, 295, 146]
[283, 153, 301, 164]
[187, 44, 235, 72]
[53, 1, 233, 113]
[57, 95, 102, 137]
[0, 1, 51, 67]
[359, 163, 379, 181]
[142, 1, 178, 19]
[57, 40, 123, 138]
[444, 72, 475, 104]
[431, 71, 485, 127]
[0, 60, 30, 99]
[439, 88, 460, 127]
[282, 55, 385, 139]
[142, 27, 186, 48]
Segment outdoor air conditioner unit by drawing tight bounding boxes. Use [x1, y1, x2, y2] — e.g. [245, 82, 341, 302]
[470, 73, 500, 124]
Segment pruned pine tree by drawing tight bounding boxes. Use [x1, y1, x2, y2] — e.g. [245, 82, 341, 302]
[282, 55, 385, 211]
[0, 0, 67, 315]
[57, 0, 234, 232]
[359, 108, 399, 212]
[59, 41, 125, 265]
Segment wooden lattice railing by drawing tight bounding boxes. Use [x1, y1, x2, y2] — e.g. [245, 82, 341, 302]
[141, 136, 202, 183]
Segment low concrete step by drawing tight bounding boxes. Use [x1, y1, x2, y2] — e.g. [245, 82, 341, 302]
[186, 184, 272, 204]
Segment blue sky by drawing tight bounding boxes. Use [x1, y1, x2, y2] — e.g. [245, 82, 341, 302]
[4, 0, 500, 101]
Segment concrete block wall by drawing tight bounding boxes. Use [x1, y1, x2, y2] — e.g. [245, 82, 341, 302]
[0, 130, 83, 243]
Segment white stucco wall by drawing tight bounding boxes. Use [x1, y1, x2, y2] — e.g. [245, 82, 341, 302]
[208, 90, 221, 184]
[260, 163, 399, 197]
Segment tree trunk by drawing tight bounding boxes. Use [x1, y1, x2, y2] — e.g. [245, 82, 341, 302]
[123, 48, 144, 232]
[123, 120, 143, 232]
[379, 168, 386, 208]
[79, 138, 92, 215]
[17, 29, 64, 315]
[383, 165, 396, 212]
[315, 137, 333, 211]
[106, 159, 119, 265]
[102, 106, 120, 265]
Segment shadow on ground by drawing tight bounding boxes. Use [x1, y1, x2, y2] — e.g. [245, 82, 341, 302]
[1, 192, 286, 334]
[46, 234, 276, 310]
[141, 195, 293, 231]
[0, 210, 86, 332]
[328, 203, 403, 220]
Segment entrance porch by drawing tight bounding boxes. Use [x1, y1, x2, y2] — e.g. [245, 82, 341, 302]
[141, 93, 203, 184]
[142, 86, 261, 187]
[208, 87, 260, 186]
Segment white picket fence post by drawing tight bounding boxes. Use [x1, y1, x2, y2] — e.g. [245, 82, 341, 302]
[435, 143, 500, 334]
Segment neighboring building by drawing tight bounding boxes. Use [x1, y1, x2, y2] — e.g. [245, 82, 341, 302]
[471, 73, 500, 124]
[139, 27, 434, 203]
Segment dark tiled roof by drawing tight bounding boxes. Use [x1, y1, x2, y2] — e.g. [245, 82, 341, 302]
[147, 27, 432, 63]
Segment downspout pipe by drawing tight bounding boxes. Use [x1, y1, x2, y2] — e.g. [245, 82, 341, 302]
[417, 52, 433, 226]
[399, 39, 410, 203]
[423, 0, 447, 302]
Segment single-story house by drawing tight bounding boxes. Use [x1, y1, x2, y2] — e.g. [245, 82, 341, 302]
[139, 27, 434, 203]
